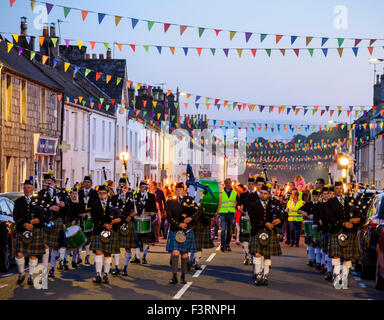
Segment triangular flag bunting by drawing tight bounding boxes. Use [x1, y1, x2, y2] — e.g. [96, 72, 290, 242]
[276, 35, 283, 44]
[30, 51, 35, 60]
[85, 68, 91, 77]
[306, 37, 313, 46]
[156, 46, 162, 54]
[198, 27, 205, 38]
[322, 48, 328, 57]
[104, 43, 109, 51]
[210, 48, 216, 56]
[260, 34, 267, 42]
[180, 25, 187, 35]
[81, 10, 89, 21]
[354, 39, 362, 46]
[51, 37, 58, 47]
[236, 48, 243, 57]
[291, 36, 298, 45]
[280, 49, 285, 56]
[196, 48, 202, 56]
[131, 18, 139, 29]
[106, 75, 111, 84]
[7, 42, 13, 53]
[130, 44, 136, 52]
[98, 13, 106, 24]
[12, 34, 18, 43]
[42, 55, 48, 64]
[170, 47, 175, 55]
[308, 48, 314, 56]
[143, 45, 149, 52]
[64, 62, 70, 72]
[293, 49, 299, 57]
[368, 47, 374, 56]
[96, 72, 102, 81]
[39, 36, 45, 47]
[337, 48, 344, 57]
[45, 3, 54, 15]
[115, 16, 122, 26]
[251, 49, 257, 57]
[63, 7, 71, 18]
[230, 31, 236, 40]
[164, 23, 171, 33]
[352, 47, 359, 57]
[265, 49, 271, 57]
[77, 40, 83, 50]
[147, 21, 155, 31]
[89, 41, 95, 50]
[337, 38, 344, 47]
[116, 43, 122, 52]
[245, 32, 252, 43]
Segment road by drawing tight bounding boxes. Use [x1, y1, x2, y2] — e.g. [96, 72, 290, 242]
[1, 236, 384, 300]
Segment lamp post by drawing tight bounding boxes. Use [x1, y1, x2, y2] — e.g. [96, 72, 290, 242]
[120, 151, 129, 175]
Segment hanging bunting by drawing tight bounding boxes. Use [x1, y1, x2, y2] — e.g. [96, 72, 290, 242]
[115, 16, 122, 26]
[180, 25, 187, 35]
[81, 10, 89, 21]
[63, 7, 71, 18]
[230, 31, 236, 40]
[148, 21, 155, 31]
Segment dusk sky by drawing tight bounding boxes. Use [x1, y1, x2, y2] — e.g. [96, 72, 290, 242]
[1, 0, 382, 140]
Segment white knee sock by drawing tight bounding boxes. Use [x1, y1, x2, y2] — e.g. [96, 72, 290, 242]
[327, 255, 333, 272]
[342, 260, 352, 278]
[104, 257, 112, 275]
[42, 248, 49, 271]
[264, 259, 271, 275]
[143, 244, 149, 257]
[50, 250, 58, 270]
[308, 246, 315, 261]
[113, 254, 120, 268]
[315, 248, 321, 263]
[16, 257, 25, 275]
[85, 244, 91, 257]
[124, 252, 132, 267]
[321, 250, 326, 265]
[253, 257, 262, 274]
[28, 258, 38, 277]
[59, 247, 66, 261]
[195, 251, 202, 264]
[332, 258, 341, 275]
[242, 242, 249, 258]
[94, 255, 103, 275]
[134, 247, 140, 259]
[189, 252, 195, 263]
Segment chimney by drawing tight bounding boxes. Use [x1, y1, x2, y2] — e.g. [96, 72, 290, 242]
[106, 49, 112, 59]
[20, 16, 27, 35]
[92, 53, 97, 59]
[85, 53, 90, 60]
[42, 23, 49, 37]
[99, 53, 104, 60]
[377, 74, 380, 85]
[49, 22, 56, 37]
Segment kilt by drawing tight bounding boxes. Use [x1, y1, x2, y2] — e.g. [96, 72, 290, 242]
[327, 232, 360, 261]
[135, 232, 152, 246]
[16, 228, 45, 257]
[90, 230, 121, 254]
[193, 221, 214, 250]
[44, 218, 66, 248]
[305, 231, 323, 248]
[249, 229, 282, 257]
[322, 232, 330, 254]
[239, 232, 250, 243]
[119, 222, 137, 249]
[166, 230, 197, 253]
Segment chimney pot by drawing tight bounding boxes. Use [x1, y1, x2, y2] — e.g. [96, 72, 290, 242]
[92, 53, 97, 59]
[377, 74, 380, 85]
[20, 17, 27, 36]
[85, 53, 90, 60]
[106, 49, 112, 59]
[50, 22, 56, 37]
[42, 23, 48, 37]
[99, 53, 104, 60]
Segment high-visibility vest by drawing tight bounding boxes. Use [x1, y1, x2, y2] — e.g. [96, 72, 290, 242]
[286, 199, 304, 222]
[219, 189, 237, 214]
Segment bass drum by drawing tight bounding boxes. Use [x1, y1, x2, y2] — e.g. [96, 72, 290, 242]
[199, 179, 220, 217]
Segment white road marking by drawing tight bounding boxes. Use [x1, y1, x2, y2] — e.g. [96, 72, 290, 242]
[193, 265, 207, 277]
[206, 253, 216, 262]
[0, 273, 15, 278]
[359, 283, 367, 288]
[0, 284, 8, 289]
[173, 282, 193, 300]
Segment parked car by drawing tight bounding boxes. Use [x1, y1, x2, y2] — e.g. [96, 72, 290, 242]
[375, 226, 384, 290]
[357, 192, 384, 279]
[0, 196, 17, 272]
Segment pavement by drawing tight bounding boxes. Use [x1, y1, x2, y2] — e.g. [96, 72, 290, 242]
[1, 236, 384, 300]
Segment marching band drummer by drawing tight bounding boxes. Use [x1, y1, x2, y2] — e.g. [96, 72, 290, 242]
[14, 179, 47, 285]
[247, 184, 284, 286]
[78, 175, 99, 265]
[89, 184, 121, 284]
[110, 176, 136, 277]
[166, 182, 202, 284]
[132, 181, 157, 264]
[38, 170, 68, 278]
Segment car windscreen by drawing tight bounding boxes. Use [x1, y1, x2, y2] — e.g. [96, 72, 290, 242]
[379, 198, 384, 219]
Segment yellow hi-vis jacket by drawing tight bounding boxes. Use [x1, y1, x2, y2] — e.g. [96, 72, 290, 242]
[219, 189, 237, 214]
[286, 199, 304, 222]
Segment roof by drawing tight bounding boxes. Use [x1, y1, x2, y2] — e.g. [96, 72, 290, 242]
[0, 39, 63, 91]
[66, 58, 127, 104]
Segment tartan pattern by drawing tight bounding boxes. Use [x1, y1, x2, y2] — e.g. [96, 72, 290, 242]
[44, 218, 66, 248]
[249, 229, 282, 256]
[239, 232, 250, 243]
[90, 230, 121, 254]
[16, 228, 45, 256]
[84, 232, 92, 245]
[304, 231, 323, 248]
[166, 230, 197, 253]
[119, 222, 137, 249]
[322, 232, 330, 254]
[135, 232, 152, 245]
[328, 232, 360, 261]
[193, 220, 214, 250]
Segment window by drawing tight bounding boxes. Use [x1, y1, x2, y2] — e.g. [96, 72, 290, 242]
[20, 158, 27, 186]
[74, 112, 78, 147]
[41, 88, 46, 126]
[82, 113, 86, 148]
[92, 118, 96, 151]
[6, 75, 11, 121]
[109, 122, 112, 152]
[129, 131, 133, 155]
[102, 120, 105, 152]
[21, 80, 26, 124]
[5, 156, 12, 193]
[65, 110, 69, 142]
[116, 125, 120, 154]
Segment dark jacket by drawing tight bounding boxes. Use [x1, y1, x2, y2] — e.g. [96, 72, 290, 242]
[325, 196, 360, 234]
[110, 192, 134, 226]
[133, 191, 157, 221]
[166, 196, 203, 231]
[37, 188, 67, 220]
[89, 199, 121, 233]
[13, 195, 47, 232]
[64, 201, 82, 226]
[78, 188, 99, 211]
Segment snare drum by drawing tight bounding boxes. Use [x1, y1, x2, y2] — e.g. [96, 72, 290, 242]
[134, 215, 152, 234]
[312, 224, 318, 241]
[199, 179, 220, 216]
[84, 219, 94, 233]
[304, 220, 313, 237]
[240, 216, 251, 234]
[65, 226, 87, 249]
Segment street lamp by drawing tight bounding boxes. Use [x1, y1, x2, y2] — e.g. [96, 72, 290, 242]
[120, 151, 129, 175]
[338, 156, 349, 167]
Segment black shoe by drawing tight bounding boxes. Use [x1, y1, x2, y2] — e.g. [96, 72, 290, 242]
[130, 258, 140, 264]
[195, 264, 202, 270]
[261, 274, 269, 286]
[112, 267, 120, 276]
[290, 243, 294, 247]
[226, 246, 232, 252]
[64, 262, 69, 271]
[295, 244, 300, 247]
[93, 274, 102, 283]
[77, 257, 82, 264]
[169, 274, 178, 284]
[57, 260, 64, 270]
[142, 257, 147, 265]
[17, 273, 25, 285]
[180, 274, 187, 284]
[243, 259, 249, 265]
[253, 273, 263, 286]
[71, 261, 78, 269]
[285, 241, 291, 245]
[48, 269, 55, 278]
[103, 273, 109, 284]
[27, 276, 33, 286]
[320, 265, 327, 274]
[220, 246, 225, 253]
[307, 260, 314, 267]
[169, 257, 172, 266]
[324, 272, 333, 281]
[315, 263, 321, 271]
[122, 266, 128, 276]
[84, 255, 90, 265]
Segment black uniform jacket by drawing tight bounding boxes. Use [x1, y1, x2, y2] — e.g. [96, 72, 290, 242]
[89, 199, 121, 234]
[166, 196, 203, 232]
[325, 196, 360, 234]
[13, 195, 47, 232]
